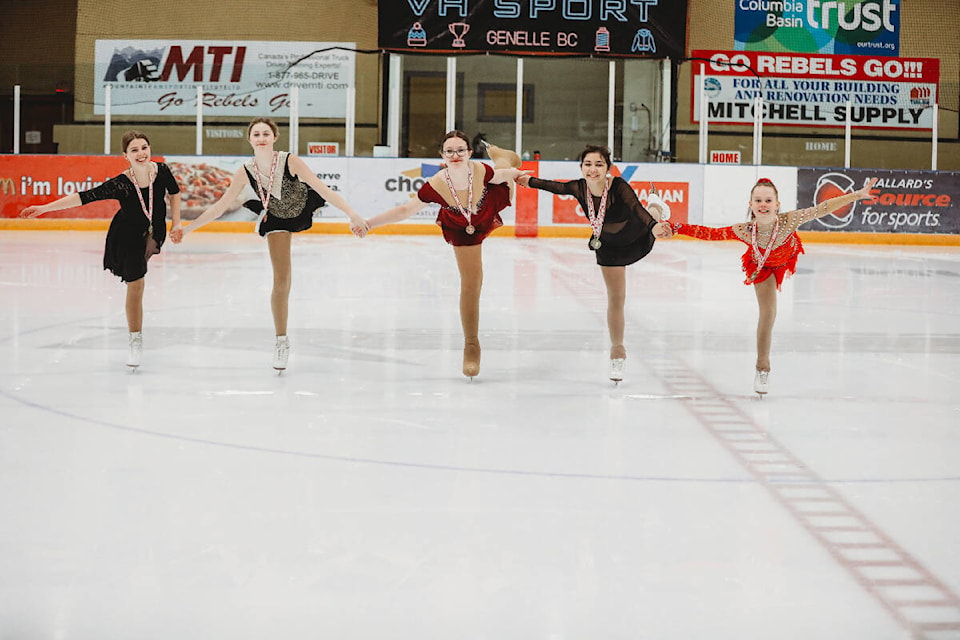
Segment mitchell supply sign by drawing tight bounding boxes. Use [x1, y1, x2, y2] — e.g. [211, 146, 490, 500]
[691, 49, 938, 130]
[735, 0, 899, 56]
[93, 40, 355, 117]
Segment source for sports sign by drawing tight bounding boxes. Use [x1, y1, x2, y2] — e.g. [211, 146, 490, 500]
[798, 169, 960, 234]
[735, 0, 900, 56]
[691, 49, 938, 130]
[93, 40, 355, 117]
[378, 0, 687, 58]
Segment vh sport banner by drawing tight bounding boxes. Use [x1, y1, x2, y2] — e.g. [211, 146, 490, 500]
[378, 0, 687, 58]
[691, 50, 939, 130]
[798, 169, 960, 234]
[735, 0, 899, 56]
[93, 40, 355, 117]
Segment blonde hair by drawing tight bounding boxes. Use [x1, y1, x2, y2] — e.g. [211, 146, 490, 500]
[247, 117, 279, 138]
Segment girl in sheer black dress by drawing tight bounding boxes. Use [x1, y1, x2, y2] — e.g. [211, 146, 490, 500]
[517, 145, 671, 382]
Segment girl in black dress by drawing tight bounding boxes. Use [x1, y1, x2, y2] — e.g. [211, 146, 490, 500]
[517, 145, 672, 383]
[20, 130, 182, 369]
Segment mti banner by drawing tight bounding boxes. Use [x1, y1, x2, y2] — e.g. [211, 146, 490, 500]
[798, 169, 959, 234]
[735, 0, 899, 56]
[94, 40, 355, 117]
[692, 50, 939, 130]
[378, 0, 687, 58]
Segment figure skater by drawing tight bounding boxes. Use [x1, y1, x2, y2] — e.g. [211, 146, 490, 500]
[661, 176, 877, 395]
[356, 130, 528, 379]
[175, 117, 369, 371]
[516, 144, 672, 383]
[20, 130, 182, 369]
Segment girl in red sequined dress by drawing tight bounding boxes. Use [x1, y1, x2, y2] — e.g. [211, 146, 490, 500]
[359, 131, 529, 379]
[662, 176, 877, 395]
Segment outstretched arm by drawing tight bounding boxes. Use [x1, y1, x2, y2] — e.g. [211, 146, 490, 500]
[670, 223, 741, 241]
[518, 175, 578, 195]
[288, 154, 367, 234]
[182, 166, 249, 236]
[364, 196, 429, 233]
[489, 168, 531, 185]
[20, 193, 83, 218]
[802, 177, 878, 222]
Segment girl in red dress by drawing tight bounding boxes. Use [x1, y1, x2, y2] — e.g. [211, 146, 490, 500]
[359, 131, 529, 379]
[662, 176, 877, 395]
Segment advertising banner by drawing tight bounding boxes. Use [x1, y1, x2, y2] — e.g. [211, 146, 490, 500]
[93, 40, 355, 117]
[0, 156, 130, 219]
[691, 50, 939, 130]
[530, 161, 695, 227]
[735, 0, 900, 56]
[378, 0, 687, 58]
[798, 168, 960, 234]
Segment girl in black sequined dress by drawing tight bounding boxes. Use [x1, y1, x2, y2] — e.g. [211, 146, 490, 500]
[179, 118, 368, 371]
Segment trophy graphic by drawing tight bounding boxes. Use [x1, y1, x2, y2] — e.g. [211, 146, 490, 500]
[448, 22, 470, 48]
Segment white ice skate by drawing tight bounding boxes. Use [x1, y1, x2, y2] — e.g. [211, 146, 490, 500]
[127, 331, 142, 370]
[273, 336, 290, 372]
[754, 369, 769, 396]
[609, 357, 625, 384]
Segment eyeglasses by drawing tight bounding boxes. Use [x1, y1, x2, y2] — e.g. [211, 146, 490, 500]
[443, 148, 470, 157]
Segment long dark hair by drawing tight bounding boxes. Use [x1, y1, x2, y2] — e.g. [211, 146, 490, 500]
[578, 144, 612, 168]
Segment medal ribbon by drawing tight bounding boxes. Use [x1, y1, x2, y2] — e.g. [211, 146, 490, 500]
[129, 166, 154, 232]
[751, 217, 780, 275]
[442, 164, 474, 228]
[254, 152, 279, 214]
[585, 178, 611, 240]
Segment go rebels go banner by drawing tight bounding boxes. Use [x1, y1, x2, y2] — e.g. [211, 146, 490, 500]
[378, 0, 687, 58]
[691, 49, 939, 130]
[798, 169, 960, 234]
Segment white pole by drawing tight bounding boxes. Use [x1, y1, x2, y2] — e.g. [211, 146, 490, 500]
[445, 57, 457, 133]
[844, 99, 852, 168]
[388, 54, 402, 156]
[289, 84, 299, 154]
[13, 85, 20, 154]
[931, 103, 938, 170]
[345, 87, 356, 157]
[515, 58, 524, 156]
[698, 64, 707, 164]
[660, 59, 672, 160]
[607, 60, 616, 152]
[103, 84, 111, 155]
[195, 85, 203, 155]
[753, 96, 763, 165]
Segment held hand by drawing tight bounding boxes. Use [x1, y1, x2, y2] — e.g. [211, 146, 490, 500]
[855, 177, 878, 201]
[20, 206, 44, 218]
[169, 223, 183, 244]
[350, 217, 370, 238]
[652, 221, 673, 239]
[516, 173, 532, 187]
